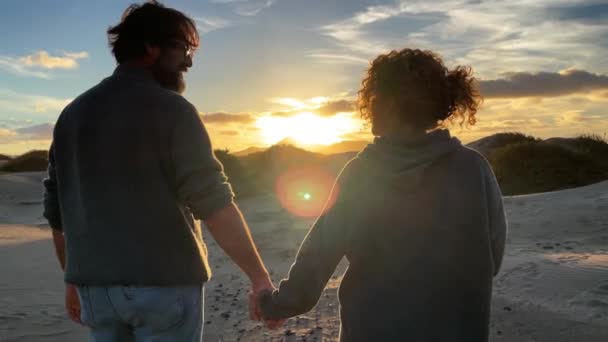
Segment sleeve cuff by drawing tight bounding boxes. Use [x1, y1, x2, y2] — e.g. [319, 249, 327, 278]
[189, 185, 235, 220]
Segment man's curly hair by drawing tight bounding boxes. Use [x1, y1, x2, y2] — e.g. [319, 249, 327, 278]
[358, 48, 481, 134]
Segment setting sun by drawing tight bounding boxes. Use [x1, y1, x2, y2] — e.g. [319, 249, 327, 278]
[256, 112, 362, 146]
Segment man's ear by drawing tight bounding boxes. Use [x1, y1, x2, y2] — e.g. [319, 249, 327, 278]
[142, 43, 161, 65]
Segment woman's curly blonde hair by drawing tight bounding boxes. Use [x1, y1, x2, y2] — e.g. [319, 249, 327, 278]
[358, 49, 481, 134]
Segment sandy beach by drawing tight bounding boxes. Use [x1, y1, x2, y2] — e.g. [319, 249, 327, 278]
[1, 171, 607, 341]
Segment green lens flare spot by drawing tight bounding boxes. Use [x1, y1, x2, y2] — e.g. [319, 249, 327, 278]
[297, 191, 312, 200]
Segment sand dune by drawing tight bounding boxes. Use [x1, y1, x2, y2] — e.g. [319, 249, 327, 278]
[0, 172, 607, 341]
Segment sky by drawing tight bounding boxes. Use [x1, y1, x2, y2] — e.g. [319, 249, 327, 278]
[1, 0, 607, 155]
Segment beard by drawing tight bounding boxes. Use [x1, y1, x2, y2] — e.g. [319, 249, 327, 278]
[150, 62, 185, 94]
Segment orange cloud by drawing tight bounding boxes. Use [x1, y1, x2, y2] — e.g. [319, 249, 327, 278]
[200, 112, 255, 124]
[18, 50, 89, 69]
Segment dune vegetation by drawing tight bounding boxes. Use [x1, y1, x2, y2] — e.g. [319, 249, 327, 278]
[479, 133, 608, 195]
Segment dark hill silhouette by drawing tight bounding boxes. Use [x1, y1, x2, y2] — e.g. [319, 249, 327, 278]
[234, 139, 369, 156]
[232, 144, 356, 197]
[274, 137, 300, 146]
[233, 146, 266, 157]
[0, 150, 48, 173]
[0, 154, 11, 161]
[543, 135, 608, 156]
[466, 132, 539, 156]
[2, 133, 606, 197]
[309, 140, 369, 155]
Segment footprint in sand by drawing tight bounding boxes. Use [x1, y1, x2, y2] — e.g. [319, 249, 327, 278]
[591, 282, 608, 296]
[568, 281, 608, 321]
[577, 216, 593, 226]
[588, 299, 608, 308]
[498, 261, 541, 283]
[514, 200, 527, 207]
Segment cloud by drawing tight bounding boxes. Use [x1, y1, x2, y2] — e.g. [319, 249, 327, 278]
[0, 88, 71, 114]
[210, 0, 276, 16]
[0, 57, 52, 79]
[479, 69, 608, 98]
[18, 50, 88, 69]
[0, 122, 54, 144]
[320, 4, 405, 56]
[317, 99, 356, 116]
[0, 118, 34, 130]
[219, 130, 240, 136]
[271, 97, 306, 109]
[318, 1, 608, 78]
[0, 128, 17, 138]
[15, 123, 54, 139]
[556, 111, 603, 125]
[59, 50, 90, 60]
[200, 112, 256, 124]
[453, 90, 608, 143]
[475, 118, 549, 133]
[268, 97, 357, 118]
[0, 50, 89, 78]
[307, 53, 369, 65]
[545, 3, 608, 24]
[193, 16, 232, 34]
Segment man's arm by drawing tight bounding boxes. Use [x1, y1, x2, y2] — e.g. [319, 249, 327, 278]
[203, 202, 273, 290]
[170, 102, 275, 319]
[43, 141, 82, 325]
[52, 229, 66, 270]
[43, 142, 63, 232]
[44, 142, 67, 270]
[51, 229, 82, 325]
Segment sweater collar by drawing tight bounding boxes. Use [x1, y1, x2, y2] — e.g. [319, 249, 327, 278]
[112, 64, 159, 86]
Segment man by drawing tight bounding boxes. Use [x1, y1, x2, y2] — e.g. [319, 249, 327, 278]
[43, 2, 277, 340]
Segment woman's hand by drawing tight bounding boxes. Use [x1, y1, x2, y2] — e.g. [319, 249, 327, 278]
[248, 282, 286, 330]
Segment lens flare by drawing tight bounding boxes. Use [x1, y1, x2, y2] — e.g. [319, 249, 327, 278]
[275, 166, 338, 217]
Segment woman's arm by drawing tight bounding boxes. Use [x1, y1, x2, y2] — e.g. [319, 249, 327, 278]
[259, 163, 356, 320]
[481, 159, 507, 276]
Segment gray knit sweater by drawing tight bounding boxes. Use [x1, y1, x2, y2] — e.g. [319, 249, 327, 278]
[260, 130, 507, 342]
[43, 65, 234, 286]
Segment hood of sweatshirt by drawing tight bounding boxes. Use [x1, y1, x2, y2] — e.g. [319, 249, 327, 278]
[356, 129, 461, 190]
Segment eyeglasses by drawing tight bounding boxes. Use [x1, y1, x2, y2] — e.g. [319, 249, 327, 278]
[165, 40, 195, 58]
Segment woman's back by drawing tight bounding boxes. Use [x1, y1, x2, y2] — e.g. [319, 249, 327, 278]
[337, 143, 504, 341]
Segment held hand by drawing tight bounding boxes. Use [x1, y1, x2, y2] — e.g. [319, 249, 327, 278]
[249, 284, 286, 330]
[65, 284, 84, 325]
[248, 275, 274, 321]
[263, 316, 286, 330]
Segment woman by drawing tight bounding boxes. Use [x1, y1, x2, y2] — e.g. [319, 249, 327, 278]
[257, 48, 507, 342]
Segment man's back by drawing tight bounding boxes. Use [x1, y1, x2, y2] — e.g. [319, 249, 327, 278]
[46, 65, 233, 286]
[43, 3, 277, 339]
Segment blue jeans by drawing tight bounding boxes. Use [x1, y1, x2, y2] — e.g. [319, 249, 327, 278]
[76, 285, 204, 342]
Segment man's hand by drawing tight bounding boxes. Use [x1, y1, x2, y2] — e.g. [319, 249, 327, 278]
[248, 277, 286, 329]
[248, 275, 274, 321]
[65, 284, 83, 325]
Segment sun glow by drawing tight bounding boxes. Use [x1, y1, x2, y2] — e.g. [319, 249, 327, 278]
[256, 112, 361, 146]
